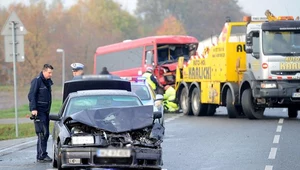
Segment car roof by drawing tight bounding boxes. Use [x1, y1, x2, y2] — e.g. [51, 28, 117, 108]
[131, 81, 148, 86]
[63, 74, 131, 102]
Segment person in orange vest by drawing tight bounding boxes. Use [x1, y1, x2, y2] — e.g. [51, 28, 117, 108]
[163, 85, 179, 112]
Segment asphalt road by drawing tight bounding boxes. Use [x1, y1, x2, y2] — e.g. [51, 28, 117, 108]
[0, 108, 299, 170]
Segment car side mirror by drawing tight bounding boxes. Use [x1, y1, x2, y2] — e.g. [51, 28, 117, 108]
[49, 114, 60, 121]
[155, 94, 163, 101]
[153, 111, 162, 119]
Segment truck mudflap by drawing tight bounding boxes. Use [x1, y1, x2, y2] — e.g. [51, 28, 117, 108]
[253, 80, 300, 105]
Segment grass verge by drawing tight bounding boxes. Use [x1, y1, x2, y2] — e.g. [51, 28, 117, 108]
[0, 99, 62, 119]
[0, 122, 54, 141]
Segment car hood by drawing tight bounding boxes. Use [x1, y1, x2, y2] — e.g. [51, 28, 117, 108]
[66, 105, 154, 133]
[141, 99, 153, 106]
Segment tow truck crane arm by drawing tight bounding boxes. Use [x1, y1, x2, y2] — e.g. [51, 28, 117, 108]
[265, 10, 277, 21]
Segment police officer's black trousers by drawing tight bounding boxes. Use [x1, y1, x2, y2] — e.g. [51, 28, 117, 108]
[34, 119, 50, 160]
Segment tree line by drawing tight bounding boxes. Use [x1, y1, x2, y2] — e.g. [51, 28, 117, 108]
[0, 0, 246, 86]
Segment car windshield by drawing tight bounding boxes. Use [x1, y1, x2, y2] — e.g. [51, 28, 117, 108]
[65, 95, 142, 116]
[131, 84, 152, 100]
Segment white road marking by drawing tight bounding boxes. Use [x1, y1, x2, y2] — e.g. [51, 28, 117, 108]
[282, 108, 287, 112]
[273, 135, 280, 144]
[276, 125, 282, 132]
[266, 119, 283, 168]
[164, 113, 183, 123]
[268, 148, 277, 159]
[0, 140, 35, 153]
[265, 165, 273, 170]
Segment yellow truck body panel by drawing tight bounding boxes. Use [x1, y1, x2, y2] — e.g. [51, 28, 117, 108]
[176, 22, 247, 105]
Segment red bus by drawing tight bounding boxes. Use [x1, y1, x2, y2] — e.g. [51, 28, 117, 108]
[93, 35, 198, 86]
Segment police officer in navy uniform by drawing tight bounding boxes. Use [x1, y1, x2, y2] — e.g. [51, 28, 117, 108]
[70, 62, 84, 80]
[28, 64, 54, 163]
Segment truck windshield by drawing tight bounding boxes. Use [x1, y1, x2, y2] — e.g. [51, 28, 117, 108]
[262, 30, 300, 56]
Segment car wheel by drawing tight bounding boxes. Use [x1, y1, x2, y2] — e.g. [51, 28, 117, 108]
[57, 141, 73, 170]
[52, 143, 58, 168]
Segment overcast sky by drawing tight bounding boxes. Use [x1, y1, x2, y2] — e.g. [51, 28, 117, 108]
[1, 0, 299, 18]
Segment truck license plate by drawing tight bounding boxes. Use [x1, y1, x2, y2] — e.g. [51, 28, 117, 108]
[96, 149, 131, 158]
[292, 92, 300, 98]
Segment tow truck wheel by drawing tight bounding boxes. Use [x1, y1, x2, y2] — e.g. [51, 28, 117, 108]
[180, 87, 193, 115]
[226, 89, 241, 118]
[207, 104, 217, 116]
[288, 107, 298, 118]
[241, 89, 265, 119]
[191, 87, 208, 116]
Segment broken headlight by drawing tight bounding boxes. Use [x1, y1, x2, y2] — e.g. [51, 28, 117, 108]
[71, 127, 83, 134]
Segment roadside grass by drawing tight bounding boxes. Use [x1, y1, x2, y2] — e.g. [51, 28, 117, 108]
[0, 99, 62, 119]
[0, 85, 14, 92]
[0, 122, 54, 140]
[0, 85, 63, 91]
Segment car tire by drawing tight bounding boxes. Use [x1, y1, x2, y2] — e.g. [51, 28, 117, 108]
[52, 143, 58, 168]
[57, 141, 73, 170]
[57, 141, 63, 170]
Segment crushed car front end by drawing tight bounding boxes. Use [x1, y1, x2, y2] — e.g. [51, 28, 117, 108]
[60, 136, 162, 169]
[57, 106, 164, 169]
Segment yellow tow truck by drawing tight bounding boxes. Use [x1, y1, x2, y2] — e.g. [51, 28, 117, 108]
[175, 10, 300, 119]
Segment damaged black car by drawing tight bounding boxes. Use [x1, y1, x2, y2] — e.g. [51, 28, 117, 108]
[50, 75, 164, 170]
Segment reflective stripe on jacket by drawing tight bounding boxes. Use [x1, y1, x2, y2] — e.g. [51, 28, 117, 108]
[142, 72, 156, 90]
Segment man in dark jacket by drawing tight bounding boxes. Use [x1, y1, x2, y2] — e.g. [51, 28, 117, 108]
[28, 64, 54, 163]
